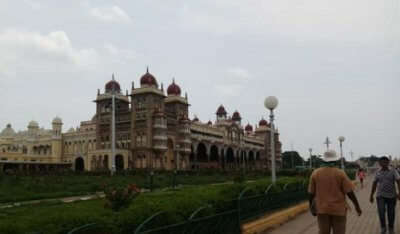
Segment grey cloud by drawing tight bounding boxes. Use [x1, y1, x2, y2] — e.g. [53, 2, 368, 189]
[0, 0, 399, 159]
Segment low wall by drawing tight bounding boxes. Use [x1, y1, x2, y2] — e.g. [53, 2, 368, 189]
[242, 201, 309, 234]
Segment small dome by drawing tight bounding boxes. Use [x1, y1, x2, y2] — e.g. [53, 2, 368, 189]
[232, 111, 241, 121]
[105, 74, 121, 93]
[68, 127, 75, 133]
[140, 67, 158, 87]
[192, 116, 199, 122]
[207, 120, 212, 125]
[245, 123, 253, 132]
[167, 79, 181, 96]
[179, 114, 190, 121]
[0, 124, 16, 137]
[52, 116, 62, 124]
[216, 105, 227, 115]
[28, 120, 39, 128]
[259, 118, 268, 126]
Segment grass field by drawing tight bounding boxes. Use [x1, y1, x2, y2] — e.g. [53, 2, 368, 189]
[0, 170, 268, 203]
[0, 176, 304, 234]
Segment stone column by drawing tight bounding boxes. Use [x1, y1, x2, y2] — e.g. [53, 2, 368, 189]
[124, 153, 128, 170]
[206, 144, 211, 162]
[193, 142, 199, 169]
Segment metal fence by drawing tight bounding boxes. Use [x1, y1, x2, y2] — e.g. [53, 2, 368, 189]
[68, 181, 308, 234]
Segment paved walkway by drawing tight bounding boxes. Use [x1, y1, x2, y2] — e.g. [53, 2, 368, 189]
[0, 193, 105, 209]
[266, 178, 400, 234]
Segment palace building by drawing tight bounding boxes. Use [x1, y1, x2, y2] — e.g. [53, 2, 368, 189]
[0, 69, 282, 172]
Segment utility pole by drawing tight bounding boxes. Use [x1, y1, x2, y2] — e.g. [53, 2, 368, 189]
[324, 137, 331, 151]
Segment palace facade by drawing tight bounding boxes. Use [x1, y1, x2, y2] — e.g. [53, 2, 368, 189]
[0, 70, 282, 172]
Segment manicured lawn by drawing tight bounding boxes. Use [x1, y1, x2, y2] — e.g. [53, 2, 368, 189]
[0, 170, 269, 203]
[0, 168, 355, 204]
[0, 177, 305, 234]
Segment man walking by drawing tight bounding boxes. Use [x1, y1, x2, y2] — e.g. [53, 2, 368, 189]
[308, 150, 362, 234]
[370, 156, 400, 234]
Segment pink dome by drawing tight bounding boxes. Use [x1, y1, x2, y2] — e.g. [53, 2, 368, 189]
[216, 105, 227, 115]
[245, 123, 253, 132]
[140, 67, 158, 87]
[105, 75, 121, 93]
[232, 111, 241, 121]
[167, 79, 181, 96]
[259, 118, 268, 126]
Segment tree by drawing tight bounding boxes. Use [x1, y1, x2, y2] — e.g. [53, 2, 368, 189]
[305, 155, 324, 168]
[282, 151, 305, 169]
[359, 155, 379, 167]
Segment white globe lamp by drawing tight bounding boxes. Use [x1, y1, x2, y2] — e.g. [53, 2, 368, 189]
[264, 96, 279, 110]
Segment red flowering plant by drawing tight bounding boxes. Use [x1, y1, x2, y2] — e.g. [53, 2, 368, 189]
[103, 184, 140, 212]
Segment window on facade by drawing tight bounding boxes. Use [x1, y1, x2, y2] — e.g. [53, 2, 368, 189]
[142, 135, 147, 145]
[136, 134, 141, 146]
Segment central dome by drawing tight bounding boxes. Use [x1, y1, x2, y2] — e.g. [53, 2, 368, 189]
[52, 116, 63, 124]
[245, 123, 253, 132]
[28, 120, 39, 128]
[105, 74, 121, 93]
[259, 118, 268, 126]
[232, 111, 241, 121]
[216, 105, 227, 115]
[167, 79, 181, 96]
[140, 67, 158, 87]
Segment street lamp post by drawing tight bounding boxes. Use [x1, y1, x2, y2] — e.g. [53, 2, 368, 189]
[264, 96, 279, 184]
[111, 74, 116, 176]
[309, 148, 313, 169]
[175, 144, 180, 170]
[149, 170, 154, 192]
[338, 136, 345, 169]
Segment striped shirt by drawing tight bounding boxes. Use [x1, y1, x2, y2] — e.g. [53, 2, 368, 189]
[374, 169, 400, 198]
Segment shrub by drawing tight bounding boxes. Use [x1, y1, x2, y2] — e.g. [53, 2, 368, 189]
[345, 169, 357, 180]
[104, 184, 140, 212]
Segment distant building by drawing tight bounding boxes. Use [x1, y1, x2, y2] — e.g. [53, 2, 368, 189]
[0, 70, 282, 172]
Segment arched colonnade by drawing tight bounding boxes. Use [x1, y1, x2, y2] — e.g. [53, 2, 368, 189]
[189, 141, 263, 170]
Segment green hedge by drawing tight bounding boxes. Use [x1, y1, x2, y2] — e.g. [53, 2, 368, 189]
[0, 177, 305, 234]
[0, 170, 269, 203]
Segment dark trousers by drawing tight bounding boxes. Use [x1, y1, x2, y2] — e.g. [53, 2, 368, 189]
[377, 197, 397, 229]
[317, 214, 346, 234]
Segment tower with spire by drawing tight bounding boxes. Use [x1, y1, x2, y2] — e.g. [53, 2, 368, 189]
[95, 74, 130, 151]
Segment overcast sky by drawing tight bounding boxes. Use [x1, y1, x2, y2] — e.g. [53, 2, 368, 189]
[0, 0, 399, 160]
